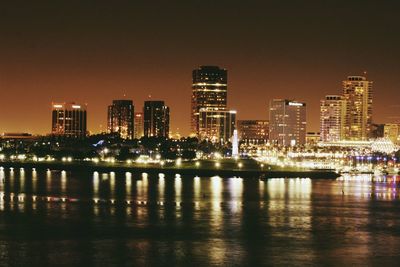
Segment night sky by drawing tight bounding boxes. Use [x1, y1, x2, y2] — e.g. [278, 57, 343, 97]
[1, 0, 399, 136]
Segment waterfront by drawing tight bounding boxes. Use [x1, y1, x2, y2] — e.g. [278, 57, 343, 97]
[1, 168, 400, 266]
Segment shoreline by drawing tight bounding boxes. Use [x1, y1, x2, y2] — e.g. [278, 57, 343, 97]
[0, 160, 340, 179]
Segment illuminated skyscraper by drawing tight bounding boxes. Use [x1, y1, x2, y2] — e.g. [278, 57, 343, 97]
[341, 76, 373, 141]
[143, 101, 170, 138]
[198, 109, 236, 143]
[134, 112, 144, 139]
[320, 95, 343, 142]
[107, 100, 134, 139]
[191, 66, 227, 135]
[51, 102, 87, 137]
[269, 99, 306, 146]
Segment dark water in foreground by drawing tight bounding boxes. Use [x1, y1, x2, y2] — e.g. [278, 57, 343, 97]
[1, 168, 400, 266]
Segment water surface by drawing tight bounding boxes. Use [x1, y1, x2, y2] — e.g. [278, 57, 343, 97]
[1, 168, 400, 266]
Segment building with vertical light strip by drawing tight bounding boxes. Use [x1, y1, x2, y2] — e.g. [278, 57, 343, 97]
[107, 100, 134, 139]
[320, 95, 343, 142]
[341, 76, 373, 141]
[191, 66, 227, 135]
[134, 112, 144, 139]
[143, 101, 170, 138]
[51, 102, 87, 137]
[198, 109, 236, 143]
[269, 99, 306, 146]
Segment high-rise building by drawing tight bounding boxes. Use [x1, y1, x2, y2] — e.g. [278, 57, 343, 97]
[320, 95, 343, 142]
[341, 76, 373, 141]
[51, 102, 87, 137]
[143, 101, 170, 138]
[198, 109, 236, 143]
[107, 100, 134, 139]
[191, 66, 227, 135]
[237, 120, 269, 143]
[306, 132, 321, 146]
[134, 112, 144, 139]
[269, 99, 306, 146]
[384, 123, 400, 145]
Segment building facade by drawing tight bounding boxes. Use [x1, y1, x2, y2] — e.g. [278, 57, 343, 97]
[198, 109, 236, 143]
[191, 66, 227, 135]
[134, 112, 144, 139]
[306, 132, 321, 146]
[341, 76, 373, 141]
[269, 99, 306, 146]
[237, 120, 269, 144]
[51, 102, 87, 137]
[320, 95, 343, 142]
[384, 123, 400, 145]
[107, 100, 134, 139]
[143, 101, 170, 138]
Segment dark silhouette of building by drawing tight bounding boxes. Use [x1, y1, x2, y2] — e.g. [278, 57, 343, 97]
[107, 100, 134, 139]
[143, 101, 170, 138]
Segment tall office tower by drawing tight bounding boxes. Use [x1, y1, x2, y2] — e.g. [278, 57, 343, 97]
[341, 76, 373, 141]
[191, 66, 228, 135]
[134, 112, 144, 139]
[237, 120, 269, 143]
[269, 99, 306, 146]
[143, 101, 170, 138]
[384, 123, 400, 145]
[107, 100, 134, 139]
[51, 102, 87, 138]
[198, 109, 236, 143]
[320, 95, 343, 142]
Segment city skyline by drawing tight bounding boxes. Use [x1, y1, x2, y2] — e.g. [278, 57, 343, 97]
[1, 2, 400, 266]
[0, 71, 397, 137]
[1, 1, 400, 136]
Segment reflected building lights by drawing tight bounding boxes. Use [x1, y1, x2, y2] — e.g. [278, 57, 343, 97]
[61, 170, 67, 194]
[0, 169, 4, 192]
[126, 172, 132, 196]
[194, 176, 201, 200]
[337, 174, 400, 200]
[229, 177, 243, 200]
[259, 180, 265, 198]
[9, 168, 15, 192]
[110, 172, 116, 197]
[32, 169, 37, 193]
[210, 176, 223, 213]
[158, 174, 165, 200]
[93, 172, 100, 196]
[20, 168, 25, 192]
[46, 169, 51, 192]
[211, 176, 223, 200]
[288, 178, 312, 199]
[267, 178, 285, 199]
[175, 176, 182, 202]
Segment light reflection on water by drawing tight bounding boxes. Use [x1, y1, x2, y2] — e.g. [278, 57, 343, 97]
[1, 169, 400, 265]
[0, 170, 399, 207]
